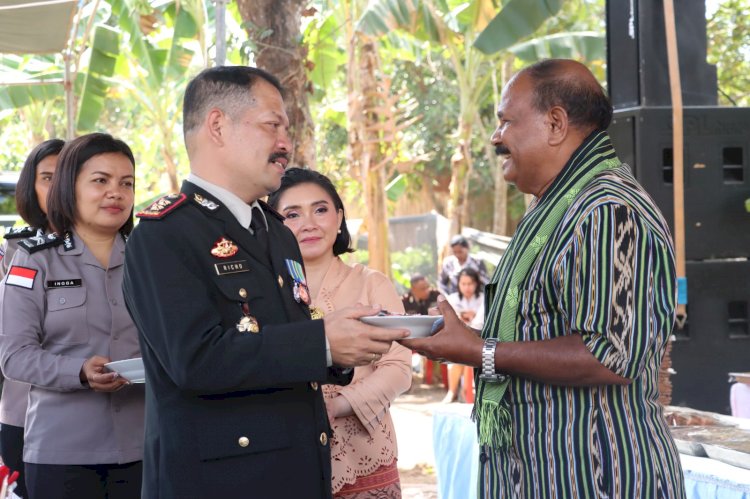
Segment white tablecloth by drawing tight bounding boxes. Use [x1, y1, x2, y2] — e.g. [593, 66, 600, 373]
[433, 404, 750, 498]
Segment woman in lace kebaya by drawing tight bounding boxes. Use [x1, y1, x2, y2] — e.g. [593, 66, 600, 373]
[269, 168, 411, 499]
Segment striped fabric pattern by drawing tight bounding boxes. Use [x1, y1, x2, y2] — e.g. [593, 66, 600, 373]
[479, 134, 685, 498]
[475, 132, 620, 449]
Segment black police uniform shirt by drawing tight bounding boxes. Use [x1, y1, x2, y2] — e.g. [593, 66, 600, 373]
[122, 177, 350, 499]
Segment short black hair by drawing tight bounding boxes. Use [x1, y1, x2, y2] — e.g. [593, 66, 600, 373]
[16, 138, 65, 230]
[182, 66, 284, 140]
[267, 167, 355, 256]
[457, 267, 482, 297]
[410, 274, 428, 287]
[47, 133, 135, 236]
[450, 235, 469, 248]
[524, 59, 613, 131]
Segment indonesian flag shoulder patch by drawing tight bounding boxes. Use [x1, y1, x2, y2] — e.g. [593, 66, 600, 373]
[6, 266, 38, 289]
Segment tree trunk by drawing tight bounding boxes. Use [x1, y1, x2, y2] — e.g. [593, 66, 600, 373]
[365, 166, 390, 275]
[345, 2, 390, 275]
[487, 134, 508, 236]
[161, 126, 179, 193]
[447, 118, 473, 236]
[237, 0, 316, 169]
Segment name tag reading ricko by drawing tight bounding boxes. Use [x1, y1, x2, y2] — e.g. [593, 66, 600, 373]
[47, 279, 82, 288]
[215, 260, 250, 275]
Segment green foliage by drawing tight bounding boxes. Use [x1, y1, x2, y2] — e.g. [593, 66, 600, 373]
[473, 0, 563, 54]
[706, 0, 750, 106]
[305, 14, 347, 89]
[349, 243, 436, 294]
[509, 31, 604, 62]
[357, 0, 444, 42]
[76, 25, 121, 131]
[3, 0, 748, 238]
[0, 55, 64, 111]
[390, 56, 458, 188]
[391, 244, 435, 293]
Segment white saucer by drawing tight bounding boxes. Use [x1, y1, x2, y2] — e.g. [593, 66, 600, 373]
[360, 315, 442, 338]
[105, 358, 145, 383]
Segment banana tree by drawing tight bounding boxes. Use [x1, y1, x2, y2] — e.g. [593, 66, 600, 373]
[302, 2, 428, 274]
[358, 0, 500, 236]
[1, 0, 205, 194]
[357, 0, 604, 235]
[0, 54, 66, 144]
[85, 0, 206, 192]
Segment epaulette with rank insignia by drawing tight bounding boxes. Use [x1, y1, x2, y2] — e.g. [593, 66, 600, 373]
[258, 200, 284, 222]
[3, 226, 37, 240]
[17, 232, 64, 254]
[137, 193, 188, 219]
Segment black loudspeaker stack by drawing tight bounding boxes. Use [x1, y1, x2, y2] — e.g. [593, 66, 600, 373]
[606, 0, 750, 413]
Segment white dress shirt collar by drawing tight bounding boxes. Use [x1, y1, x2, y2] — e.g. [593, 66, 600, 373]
[187, 173, 267, 230]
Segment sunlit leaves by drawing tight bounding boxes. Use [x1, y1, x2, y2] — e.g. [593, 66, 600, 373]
[473, 0, 563, 54]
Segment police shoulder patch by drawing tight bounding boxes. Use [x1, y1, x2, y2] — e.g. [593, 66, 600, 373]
[17, 232, 63, 254]
[4, 226, 37, 240]
[137, 193, 188, 219]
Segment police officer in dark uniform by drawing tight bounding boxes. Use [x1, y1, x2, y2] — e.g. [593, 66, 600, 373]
[122, 66, 408, 499]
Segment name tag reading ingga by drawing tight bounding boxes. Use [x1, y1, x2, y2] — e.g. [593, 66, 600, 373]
[47, 279, 82, 288]
[215, 260, 250, 276]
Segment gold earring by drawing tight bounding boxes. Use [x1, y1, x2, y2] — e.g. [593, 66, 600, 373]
[337, 229, 342, 234]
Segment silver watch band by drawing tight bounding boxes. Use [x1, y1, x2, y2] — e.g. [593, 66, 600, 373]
[479, 338, 506, 382]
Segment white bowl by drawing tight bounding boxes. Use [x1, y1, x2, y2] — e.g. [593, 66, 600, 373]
[105, 357, 145, 383]
[360, 315, 442, 338]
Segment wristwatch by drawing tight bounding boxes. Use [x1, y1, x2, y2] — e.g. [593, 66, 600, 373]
[479, 338, 506, 382]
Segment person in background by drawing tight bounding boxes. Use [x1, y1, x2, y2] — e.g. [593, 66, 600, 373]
[443, 267, 484, 403]
[402, 275, 444, 386]
[403, 59, 685, 497]
[0, 133, 144, 499]
[438, 235, 488, 296]
[402, 274, 441, 316]
[0, 138, 64, 498]
[122, 66, 406, 499]
[269, 167, 411, 499]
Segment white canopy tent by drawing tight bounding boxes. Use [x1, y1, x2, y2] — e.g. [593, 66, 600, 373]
[1, 0, 82, 139]
[0, 0, 228, 139]
[0, 0, 77, 54]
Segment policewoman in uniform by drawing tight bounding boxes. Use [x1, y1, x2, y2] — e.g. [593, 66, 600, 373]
[0, 138, 64, 498]
[122, 66, 407, 499]
[0, 133, 144, 499]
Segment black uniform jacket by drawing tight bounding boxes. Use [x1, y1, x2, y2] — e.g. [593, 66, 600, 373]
[122, 181, 350, 499]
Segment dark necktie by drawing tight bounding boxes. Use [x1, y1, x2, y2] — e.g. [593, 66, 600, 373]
[250, 206, 269, 252]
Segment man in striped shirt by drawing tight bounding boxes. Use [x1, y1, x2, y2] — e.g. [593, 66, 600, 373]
[404, 59, 685, 498]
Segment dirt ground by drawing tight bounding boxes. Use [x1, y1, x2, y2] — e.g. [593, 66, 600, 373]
[393, 379, 456, 499]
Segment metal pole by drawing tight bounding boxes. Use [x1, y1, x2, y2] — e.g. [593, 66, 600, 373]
[663, 0, 687, 327]
[214, 0, 227, 66]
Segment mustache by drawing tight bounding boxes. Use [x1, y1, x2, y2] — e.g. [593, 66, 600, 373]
[269, 152, 289, 163]
[495, 144, 510, 156]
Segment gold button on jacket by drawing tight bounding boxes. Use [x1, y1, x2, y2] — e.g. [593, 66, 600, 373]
[319, 432, 328, 446]
[238, 436, 250, 447]
[309, 382, 318, 391]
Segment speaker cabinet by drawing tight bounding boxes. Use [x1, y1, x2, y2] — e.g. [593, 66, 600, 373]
[608, 106, 750, 260]
[670, 260, 750, 413]
[606, 0, 717, 108]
